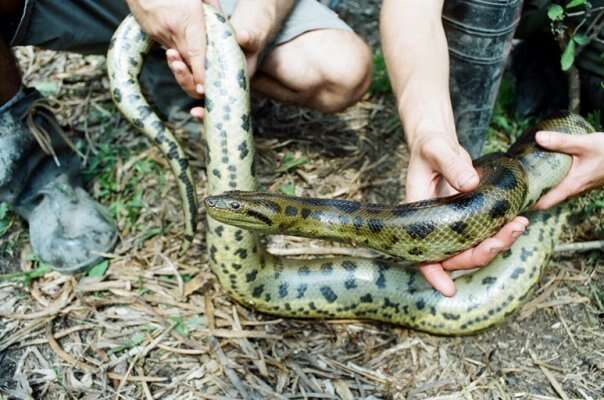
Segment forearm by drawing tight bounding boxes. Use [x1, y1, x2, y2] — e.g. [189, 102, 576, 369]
[380, 0, 454, 148]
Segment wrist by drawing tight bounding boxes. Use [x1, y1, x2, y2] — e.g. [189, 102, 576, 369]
[398, 92, 457, 152]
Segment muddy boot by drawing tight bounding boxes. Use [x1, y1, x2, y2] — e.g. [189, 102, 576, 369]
[0, 87, 117, 273]
[443, 0, 525, 158]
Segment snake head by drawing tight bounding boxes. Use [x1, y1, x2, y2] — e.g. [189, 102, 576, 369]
[204, 191, 279, 232]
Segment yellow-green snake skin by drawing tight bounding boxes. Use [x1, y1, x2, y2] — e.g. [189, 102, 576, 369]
[108, 5, 595, 334]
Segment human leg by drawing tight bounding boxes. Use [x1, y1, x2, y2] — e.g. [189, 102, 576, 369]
[254, 28, 372, 113]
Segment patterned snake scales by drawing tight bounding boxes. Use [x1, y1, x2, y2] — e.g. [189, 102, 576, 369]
[108, 5, 594, 334]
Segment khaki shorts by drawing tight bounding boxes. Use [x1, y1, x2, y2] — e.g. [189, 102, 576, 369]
[10, 0, 352, 113]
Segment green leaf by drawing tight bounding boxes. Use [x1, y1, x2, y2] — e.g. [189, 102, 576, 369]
[573, 34, 589, 45]
[130, 332, 145, 346]
[561, 39, 576, 71]
[276, 152, 308, 172]
[87, 260, 109, 278]
[547, 4, 564, 20]
[279, 182, 296, 196]
[565, 0, 586, 8]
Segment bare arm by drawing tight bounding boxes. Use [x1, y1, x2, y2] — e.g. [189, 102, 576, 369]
[381, 0, 456, 160]
[380, 0, 528, 296]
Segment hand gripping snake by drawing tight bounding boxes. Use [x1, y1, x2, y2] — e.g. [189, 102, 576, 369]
[108, 5, 595, 334]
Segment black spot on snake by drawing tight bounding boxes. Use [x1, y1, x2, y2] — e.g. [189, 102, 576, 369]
[298, 266, 310, 276]
[212, 169, 221, 178]
[238, 141, 249, 160]
[409, 247, 425, 256]
[285, 206, 298, 216]
[234, 230, 243, 241]
[489, 199, 510, 219]
[360, 294, 373, 303]
[367, 218, 384, 234]
[245, 270, 257, 282]
[345, 278, 357, 290]
[241, 114, 251, 131]
[416, 299, 425, 310]
[342, 261, 357, 271]
[520, 248, 533, 261]
[493, 166, 519, 191]
[405, 221, 435, 240]
[209, 245, 217, 263]
[511, 267, 525, 279]
[252, 285, 264, 298]
[296, 284, 308, 298]
[278, 283, 288, 299]
[482, 276, 497, 286]
[442, 313, 461, 320]
[237, 68, 246, 89]
[301, 208, 311, 219]
[449, 192, 485, 212]
[214, 226, 224, 237]
[450, 221, 468, 235]
[234, 248, 248, 259]
[321, 263, 334, 274]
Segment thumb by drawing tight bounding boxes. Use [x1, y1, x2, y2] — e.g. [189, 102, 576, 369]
[536, 131, 589, 154]
[424, 140, 479, 193]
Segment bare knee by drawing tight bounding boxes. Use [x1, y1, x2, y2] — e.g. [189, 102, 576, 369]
[304, 31, 372, 113]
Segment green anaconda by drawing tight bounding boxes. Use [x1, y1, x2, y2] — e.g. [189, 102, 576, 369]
[107, 5, 595, 334]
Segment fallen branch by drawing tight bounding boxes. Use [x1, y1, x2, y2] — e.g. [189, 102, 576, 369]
[554, 240, 604, 253]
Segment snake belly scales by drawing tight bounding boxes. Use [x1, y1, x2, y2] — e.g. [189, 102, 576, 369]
[107, 5, 594, 335]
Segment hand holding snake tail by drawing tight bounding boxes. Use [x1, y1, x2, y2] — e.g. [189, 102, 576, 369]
[108, 5, 595, 334]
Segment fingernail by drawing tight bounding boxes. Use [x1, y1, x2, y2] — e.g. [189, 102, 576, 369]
[457, 171, 477, 189]
[512, 230, 523, 238]
[196, 84, 204, 94]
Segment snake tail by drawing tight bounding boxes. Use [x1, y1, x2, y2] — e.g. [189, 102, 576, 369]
[107, 18, 198, 242]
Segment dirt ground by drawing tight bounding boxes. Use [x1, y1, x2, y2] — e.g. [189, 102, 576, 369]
[1, 2, 603, 399]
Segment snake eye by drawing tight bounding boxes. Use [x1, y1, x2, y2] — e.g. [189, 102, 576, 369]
[230, 201, 241, 210]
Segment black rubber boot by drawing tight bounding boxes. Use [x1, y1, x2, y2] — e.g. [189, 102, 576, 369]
[443, 0, 525, 158]
[0, 87, 117, 273]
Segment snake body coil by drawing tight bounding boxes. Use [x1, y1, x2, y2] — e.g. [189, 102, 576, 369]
[108, 6, 594, 334]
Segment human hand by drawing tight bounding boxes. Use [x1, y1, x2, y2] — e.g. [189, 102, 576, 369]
[164, 0, 289, 119]
[406, 133, 529, 297]
[534, 130, 604, 209]
[126, 0, 220, 102]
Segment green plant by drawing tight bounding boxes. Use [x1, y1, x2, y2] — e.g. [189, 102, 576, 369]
[0, 203, 12, 237]
[370, 50, 392, 95]
[547, 0, 604, 71]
